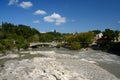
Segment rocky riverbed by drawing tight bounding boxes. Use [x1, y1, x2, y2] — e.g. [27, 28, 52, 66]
[0, 49, 120, 80]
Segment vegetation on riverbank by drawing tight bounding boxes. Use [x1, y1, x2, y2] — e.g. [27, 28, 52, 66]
[95, 29, 120, 55]
[0, 22, 39, 53]
[0, 22, 120, 55]
[65, 31, 94, 50]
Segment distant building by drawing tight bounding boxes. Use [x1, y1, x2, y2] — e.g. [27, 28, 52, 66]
[54, 29, 56, 33]
[51, 29, 56, 33]
[92, 33, 103, 45]
[96, 33, 103, 40]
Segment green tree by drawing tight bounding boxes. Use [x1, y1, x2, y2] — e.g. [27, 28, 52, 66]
[71, 41, 81, 50]
[1, 39, 14, 50]
[92, 30, 101, 35]
[0, 43, 3, 50]
[33, 34, 39, 42]
[0, 30, 4, 39]
[114, 30, 120, 42]
[66, 34, 75, 43]
[78, 32, 94, 47]
[103, 29, 115, 42]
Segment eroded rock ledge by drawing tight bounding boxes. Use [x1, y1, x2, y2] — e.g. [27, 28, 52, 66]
[0, 51, 119, 80]
[0, 57, 88, 80]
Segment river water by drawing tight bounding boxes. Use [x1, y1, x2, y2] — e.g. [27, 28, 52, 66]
[0, 47, 120, 79]
[32, 47, 120, 79]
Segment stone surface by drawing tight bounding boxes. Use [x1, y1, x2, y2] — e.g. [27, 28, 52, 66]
[0, 54, 19, 59]
[0, 50, 119, 80]
[0, 57, 88, 80]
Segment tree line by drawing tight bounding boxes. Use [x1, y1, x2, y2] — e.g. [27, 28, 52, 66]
[0, 22, 40, 52]
[0, 22, 120, 54]
[96, 29, 120, 55]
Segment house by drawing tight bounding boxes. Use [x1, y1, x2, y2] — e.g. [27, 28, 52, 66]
[96, 33, 103, 40]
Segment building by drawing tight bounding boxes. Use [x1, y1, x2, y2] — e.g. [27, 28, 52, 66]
[96, 33, 103, 40]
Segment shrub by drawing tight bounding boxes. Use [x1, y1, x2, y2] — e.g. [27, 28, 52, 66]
[0, 43, 3, 50]
[21, 43, 29, 49]
[109, 42, 120, 52]
[56, 44, 61, 48]
[1, 50, 6, 54]
[71, 41, 81, 50]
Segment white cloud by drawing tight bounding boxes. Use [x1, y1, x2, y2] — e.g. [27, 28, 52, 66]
[44, 13, 66, 25]
[34, 10, 47, 15]
[8, 0, 18, 5]
[19, 1, 33, 9]
[44, 16, 54, 22]
[33, 20, 40, 24]
[51, 13, 61, 19]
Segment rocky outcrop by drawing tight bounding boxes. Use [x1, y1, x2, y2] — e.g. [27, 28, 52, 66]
[0, 54, 19, 59]
[0, 51, 119, 80]
[0, 57, 88, 80]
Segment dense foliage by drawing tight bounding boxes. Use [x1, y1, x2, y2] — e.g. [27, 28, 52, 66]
[65, 31, 95, 49]
[0, 22, 63, 53]
[0, 22, 120, 54]
[91, 30, 101, 36]
[71, 41, 81, 50]
[96, 29, 120, 55]
[39, 32, 62, 42]
[0, 22, 40, 52]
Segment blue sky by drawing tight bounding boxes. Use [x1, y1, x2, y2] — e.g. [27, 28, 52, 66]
[0, 0, 120, 33]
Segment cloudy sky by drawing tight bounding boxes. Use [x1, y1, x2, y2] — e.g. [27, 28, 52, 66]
[0, 0, 120, 33]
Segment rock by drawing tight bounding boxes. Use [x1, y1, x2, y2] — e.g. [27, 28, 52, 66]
[0, 50, 119, 80]
[21, 54, 25, 57]
[0, 57, 89, 80]
[0, 54, 19, 59]
[57, 58, 119, 80]
[0, 53, 3, 56]
[19, 51, 30, 54]
[80, 58, 97, 64]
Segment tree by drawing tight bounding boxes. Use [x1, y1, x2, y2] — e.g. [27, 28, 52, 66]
[39, 32, 62, 42]
[0, 30, 4, 39]
[1, 39, 14, 50]
[78, 32, 94, 47]
[114, 30, 120, 42]
[66, 34, 75, 43]
[0, 43, 3, 50]
[103, 29, 115, 42]
[92, 30, 101, 35]
[33, 34, 39, 42]
[96, 29, 120, 51]
[71, 41, 81, 50]
[64, 31, 94, 49]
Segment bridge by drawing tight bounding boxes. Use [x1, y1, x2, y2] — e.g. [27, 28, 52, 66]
[30, 42, 58, 47]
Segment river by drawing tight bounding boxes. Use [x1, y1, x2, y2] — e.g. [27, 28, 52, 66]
[32, 47, 120, 79]
[0, 47, 120, 79]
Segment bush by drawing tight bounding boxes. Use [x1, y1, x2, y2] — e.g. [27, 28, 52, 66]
[21, 43, 29, 49]
[109, 42, 120, 52]
[71, 41, 81, 50]
[16, 42, 29, 50]
[1, 50, 6, 54]
[56, 44, 61, 48]
[0, 43, 3, 50]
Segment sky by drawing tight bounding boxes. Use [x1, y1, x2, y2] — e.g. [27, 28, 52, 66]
[0, 0, 120, 33]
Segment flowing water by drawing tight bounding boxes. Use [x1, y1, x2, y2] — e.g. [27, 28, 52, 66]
[55, 48, 120, 79]
[0, 47, 120, 79]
